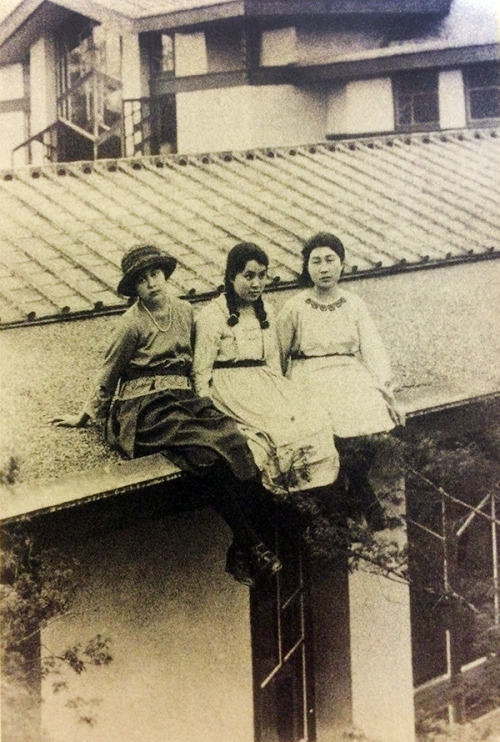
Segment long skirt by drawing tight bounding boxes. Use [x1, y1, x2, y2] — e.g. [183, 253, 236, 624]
[106, 389, 257, 481]
[207, 366, 339, 496]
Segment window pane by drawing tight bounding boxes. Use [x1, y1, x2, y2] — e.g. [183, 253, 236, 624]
[397, 99, 412, 126]
[395, 71, 439, 130]
[470, 88, 500, 120]
[467, 64, 500, 88]
[413, 92, 439, 123]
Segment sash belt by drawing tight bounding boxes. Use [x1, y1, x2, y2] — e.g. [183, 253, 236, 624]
[213, 359, 267, 369]
[290, 352, 355, 360]
[124, 362, 192, 380]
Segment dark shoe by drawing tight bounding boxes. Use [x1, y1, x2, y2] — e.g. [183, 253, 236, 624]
[225, 543, 255, 588]
[250, 542, 282, 578]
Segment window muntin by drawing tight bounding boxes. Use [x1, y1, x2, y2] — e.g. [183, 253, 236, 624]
[394, 70, 439, 131]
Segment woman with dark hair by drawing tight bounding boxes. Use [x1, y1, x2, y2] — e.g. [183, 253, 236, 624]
[51, 243, 282, 586]
[193, 242, 339, 497]
[277, 232, 404, 529]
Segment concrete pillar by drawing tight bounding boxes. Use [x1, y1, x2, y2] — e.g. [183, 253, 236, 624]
[349, 569, 415, 742]
[349, 463, 415, 742]
[29, 36, 56, 165]
[439, 69, 466, 130]
[121, 32, 145, 157]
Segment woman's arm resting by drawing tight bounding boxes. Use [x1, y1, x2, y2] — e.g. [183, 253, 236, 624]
[50, 410, 91, 428]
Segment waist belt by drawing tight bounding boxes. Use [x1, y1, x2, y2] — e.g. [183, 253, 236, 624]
[124, 362, 192, 380]
[213, 359, 267, 369]
[291, 352, 355, 361]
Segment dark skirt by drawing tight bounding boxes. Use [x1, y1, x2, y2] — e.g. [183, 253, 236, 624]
[106, 389, 257, 481]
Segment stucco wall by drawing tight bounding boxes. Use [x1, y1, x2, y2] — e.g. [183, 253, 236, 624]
[327, 77, 394, 136]
[41, 508, 253, 742]
[0, 109, 25, 168]
[176, 85, 326, 153]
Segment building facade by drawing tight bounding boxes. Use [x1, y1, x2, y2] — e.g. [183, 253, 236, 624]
[0, 2, 499, 741]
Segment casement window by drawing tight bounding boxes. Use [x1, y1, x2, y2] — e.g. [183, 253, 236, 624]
[464, 63, 500, 125]
[250, 532, 316, 742]
[393, 70, 440, 131]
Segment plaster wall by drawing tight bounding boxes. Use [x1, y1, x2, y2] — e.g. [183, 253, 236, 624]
[175, 32, 208, 77]
[29, 36, 56, 166]
[121, 33, 143, 100]
[0, 63, 23, 100]
[297, 23, 386, 63]
[327, 77, 394, 136]
[439, 69, 467, 129]
[176, 85, 326, 153]
[349, 570, 415, 742]
[0, 110, 25, 168]
[261, 27, 298, 67]
[41, 508, 254, 742]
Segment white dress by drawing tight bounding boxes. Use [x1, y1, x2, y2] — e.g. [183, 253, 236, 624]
[193, 295, 339, 495]
[277, 288, 396, 438]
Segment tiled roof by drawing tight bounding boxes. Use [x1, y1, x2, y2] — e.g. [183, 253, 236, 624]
[0, 128, 499, 327]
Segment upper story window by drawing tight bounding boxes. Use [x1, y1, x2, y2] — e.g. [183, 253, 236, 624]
[149, 33, 175, 76]
[393, 70, 439, 131]
[464, 63, 500, 125]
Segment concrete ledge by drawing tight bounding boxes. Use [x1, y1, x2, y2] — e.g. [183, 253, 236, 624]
[0, 453, 183, 523]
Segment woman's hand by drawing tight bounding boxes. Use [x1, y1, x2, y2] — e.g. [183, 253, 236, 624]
[50, 411, 90, 428]
[381, 386, 406, 427]
[388, 401, 406, 427]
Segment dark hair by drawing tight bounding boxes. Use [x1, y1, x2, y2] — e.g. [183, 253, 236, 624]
[299, 232, 345, 287]
[224, 242, 270, 328]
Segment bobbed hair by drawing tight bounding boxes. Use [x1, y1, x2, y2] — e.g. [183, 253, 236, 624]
[299, 232, 345, 287]
[224, 242, 270, 328]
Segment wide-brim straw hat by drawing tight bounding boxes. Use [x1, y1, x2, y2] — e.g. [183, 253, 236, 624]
[117, 244, 177, 297]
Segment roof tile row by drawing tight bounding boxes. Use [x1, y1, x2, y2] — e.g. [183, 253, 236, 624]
[0, 128, 498, 326]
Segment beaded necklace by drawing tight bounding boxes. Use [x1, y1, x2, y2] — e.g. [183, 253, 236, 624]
[305, 295, 346, 312]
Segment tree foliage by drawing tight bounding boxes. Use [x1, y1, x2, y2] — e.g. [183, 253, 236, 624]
[1, 529, 112, 741]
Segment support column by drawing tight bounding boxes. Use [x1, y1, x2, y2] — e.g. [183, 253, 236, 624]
[349, 462, 415, 742]
[29, 36, 56, 165]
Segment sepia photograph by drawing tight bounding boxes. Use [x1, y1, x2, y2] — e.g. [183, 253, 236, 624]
[0, 1, 499, 741]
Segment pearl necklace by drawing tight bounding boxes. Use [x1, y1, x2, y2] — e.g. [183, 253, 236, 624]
[141, 299, 173, 332]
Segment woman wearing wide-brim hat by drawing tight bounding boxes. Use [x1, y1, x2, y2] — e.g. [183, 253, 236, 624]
[51, 243, 281, 586]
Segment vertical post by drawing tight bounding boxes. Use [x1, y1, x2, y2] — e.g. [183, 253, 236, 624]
[443, 500, 466, 724]
[348, 446, 415, 742]
[492, 495, 499, 627]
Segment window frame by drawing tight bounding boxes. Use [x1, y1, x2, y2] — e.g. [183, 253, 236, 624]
[393, 69, 440, 132]
[463, 62, 500, 127]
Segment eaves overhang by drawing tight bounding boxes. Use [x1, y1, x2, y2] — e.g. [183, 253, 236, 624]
[0, 0, 453, 64]
[298, 43, 500, 82]
[0, 452, 182, 524]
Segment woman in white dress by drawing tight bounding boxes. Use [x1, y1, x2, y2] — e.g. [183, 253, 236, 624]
[277, 232, 404, 529]
[193, 242, 339, 499]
